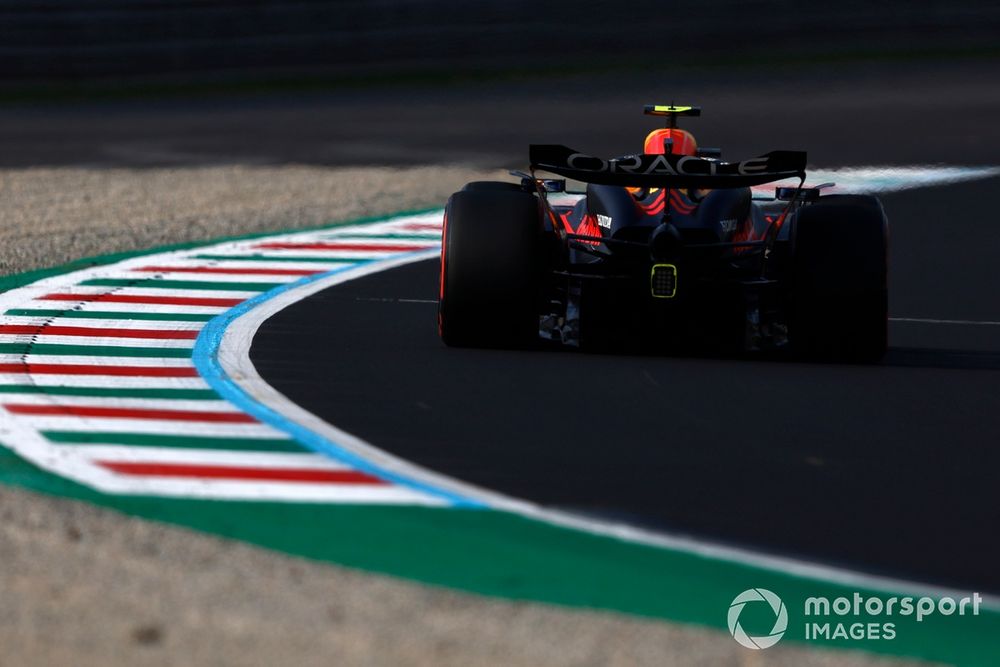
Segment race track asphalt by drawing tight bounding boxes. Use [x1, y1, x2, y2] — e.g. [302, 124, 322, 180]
[251, 176, 1000, 595]
[5, 56, 996, 595]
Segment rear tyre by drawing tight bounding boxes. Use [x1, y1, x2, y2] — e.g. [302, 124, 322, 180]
[461, 181, 524, 193]
[439, 189, 543, 348]
[788, 195, 888, 362]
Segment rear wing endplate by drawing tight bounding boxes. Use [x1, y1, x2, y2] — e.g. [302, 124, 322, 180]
[529, 145, 806, 189]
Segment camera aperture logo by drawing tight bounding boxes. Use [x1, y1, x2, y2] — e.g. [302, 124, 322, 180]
[728, 588, 788, 649]
[728, 588, 983, 649]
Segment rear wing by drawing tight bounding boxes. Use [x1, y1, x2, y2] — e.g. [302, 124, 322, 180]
[529, 145, 806, 189]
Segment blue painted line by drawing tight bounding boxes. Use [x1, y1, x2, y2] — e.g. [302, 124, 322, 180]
[192, 250, 482, 508]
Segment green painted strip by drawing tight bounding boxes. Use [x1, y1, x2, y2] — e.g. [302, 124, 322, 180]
[42, 431, 304, 452]
[5, 308, 215, 322]
[0, 444, 996, 667]
[193, 254, 373, 263]
[80, 278, 283, 292]
[0, 342, 191, 358]
[0, 385, 217, 400]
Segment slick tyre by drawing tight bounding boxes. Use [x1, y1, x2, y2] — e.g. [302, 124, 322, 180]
[788, 195, 888, 362]
[461, 181, 525, 193]
[439, 189, 543, 348]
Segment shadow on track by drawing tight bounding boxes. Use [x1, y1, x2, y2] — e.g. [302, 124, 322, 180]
[886, 348, 1000, 371]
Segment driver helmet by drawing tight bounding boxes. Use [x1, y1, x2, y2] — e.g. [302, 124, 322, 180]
[643, 128, 697, 156]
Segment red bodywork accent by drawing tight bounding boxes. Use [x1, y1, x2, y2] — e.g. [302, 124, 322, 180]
[439, 211, 448, 301]
[557, 211, 575, 234]
[573, 213, 603, 245]
[636, 190, 697, 217]
[561, 187, 700, 246]
[730, 213, 767, 253]
[437, 210, 448, 336]
[558, 209, 602, 245]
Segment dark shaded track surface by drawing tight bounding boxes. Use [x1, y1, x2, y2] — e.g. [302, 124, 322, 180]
[253, 177, 1000, 594]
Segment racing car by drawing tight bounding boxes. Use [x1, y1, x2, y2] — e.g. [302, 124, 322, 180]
[438, 104, 888, 361]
